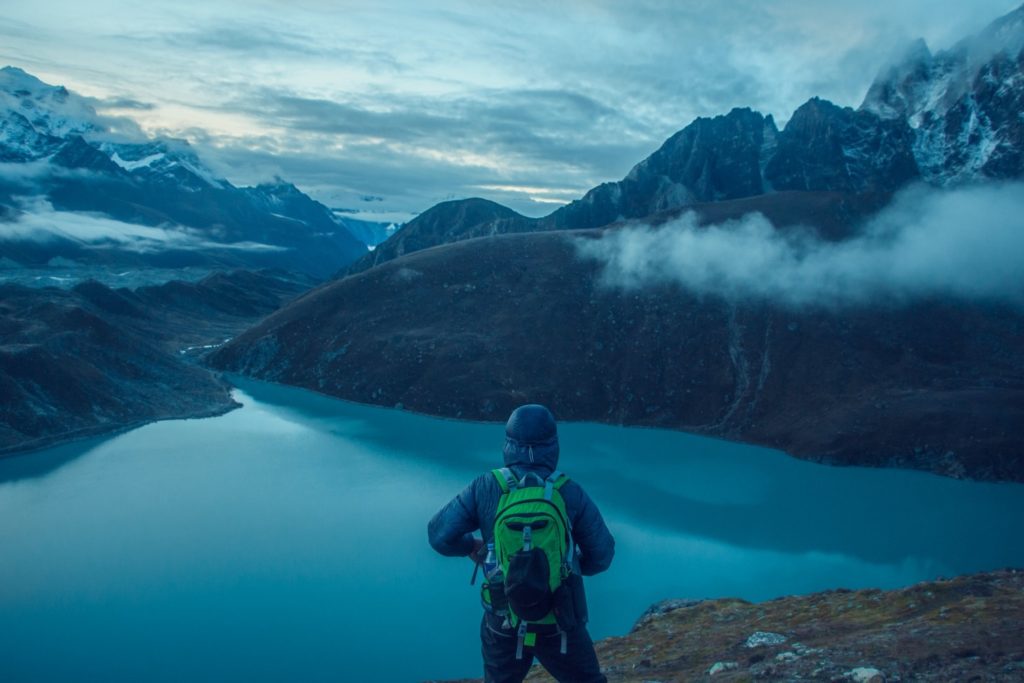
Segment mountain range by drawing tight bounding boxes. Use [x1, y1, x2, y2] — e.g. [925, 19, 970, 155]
[214, 5, 1024, 481]
[0, 66, 378, 278]
[348, 5, 1024, 275]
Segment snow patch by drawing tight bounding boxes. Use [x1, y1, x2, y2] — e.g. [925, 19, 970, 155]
[109, 151, 165, 171]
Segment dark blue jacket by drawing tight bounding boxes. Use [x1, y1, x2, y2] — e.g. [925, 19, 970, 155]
[427, 409, 615, 576]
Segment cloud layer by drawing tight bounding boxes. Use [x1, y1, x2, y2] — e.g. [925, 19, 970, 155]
[1, 1, 1018, 215]
[577, 183, 1024, 309]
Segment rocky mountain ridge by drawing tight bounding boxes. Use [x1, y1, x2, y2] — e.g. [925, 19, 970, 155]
[861, 5, 1024, 184]
[352, 4, 1024, 275]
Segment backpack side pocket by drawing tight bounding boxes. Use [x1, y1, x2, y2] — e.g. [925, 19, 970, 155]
[568, 572, 588, 627]
[481, 575, 509, 616]
[552, 579, 578, 632]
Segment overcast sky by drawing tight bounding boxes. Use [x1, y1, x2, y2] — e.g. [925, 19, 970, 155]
[2, 1, 1018, 218]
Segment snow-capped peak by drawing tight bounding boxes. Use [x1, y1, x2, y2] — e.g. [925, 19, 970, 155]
[109, 151, 166, 171]
[0, 65, 102, 139]
[860, 3, 1024, 185]
[861, 4, 1024, 122]
[98, 139, 227, 189]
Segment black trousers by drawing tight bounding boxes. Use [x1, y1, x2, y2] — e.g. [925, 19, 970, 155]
[480, 615, 607, 683]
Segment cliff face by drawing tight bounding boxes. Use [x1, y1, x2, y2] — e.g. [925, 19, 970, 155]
[546, 108, 779, 231]
[548, 101, 917, 233]
[764, 98, 920, 193]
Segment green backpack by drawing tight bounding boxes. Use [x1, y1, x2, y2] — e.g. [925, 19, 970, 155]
[483, 467, 576, 658]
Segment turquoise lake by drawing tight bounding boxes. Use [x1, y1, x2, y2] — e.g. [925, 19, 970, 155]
[1, 378, 1022, 682]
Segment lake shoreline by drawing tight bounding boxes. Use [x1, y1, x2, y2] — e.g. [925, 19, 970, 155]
[4, 369, 1017, 487]
[0, 391, 240, 460]
[222, 373, 1023, 485]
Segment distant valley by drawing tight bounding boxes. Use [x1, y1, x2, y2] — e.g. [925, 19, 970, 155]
[0, 269, 310, 454]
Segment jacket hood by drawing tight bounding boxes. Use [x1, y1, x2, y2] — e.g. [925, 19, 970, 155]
[502, 404, 559, 472]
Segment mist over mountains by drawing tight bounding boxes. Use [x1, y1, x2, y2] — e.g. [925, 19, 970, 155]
[344, 4, 1024, 284]
[0, 66, 379, 278]
[578, 182, 1024, 309]
[567, 7, 1024, 311]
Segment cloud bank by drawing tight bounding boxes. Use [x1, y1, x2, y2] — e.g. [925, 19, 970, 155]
[577, 183, 1024, 308]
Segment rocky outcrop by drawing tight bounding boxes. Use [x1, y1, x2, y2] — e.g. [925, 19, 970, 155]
[518, 570, 1024, 682]
[545, 101, 915, 233]
[432, 571, 1024, 682]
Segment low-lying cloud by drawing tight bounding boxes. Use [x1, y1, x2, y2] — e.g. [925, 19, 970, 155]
[0, 160, 112, 191]
[1, 198, 283, 253]
[577, 183, 1024, 308]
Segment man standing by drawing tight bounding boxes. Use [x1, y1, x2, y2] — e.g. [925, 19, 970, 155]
[428, 404, 615, 683]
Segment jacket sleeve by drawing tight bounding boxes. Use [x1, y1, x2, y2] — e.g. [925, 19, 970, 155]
[427, 476, 482, 557]
[570, 484, 615, 576]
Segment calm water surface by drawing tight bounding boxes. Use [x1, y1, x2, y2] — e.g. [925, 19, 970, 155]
[1, 378, 1022, 681]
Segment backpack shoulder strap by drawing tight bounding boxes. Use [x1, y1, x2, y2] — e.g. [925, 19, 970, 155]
[544, 470, 570, 500]
[492, 467, 518, 493]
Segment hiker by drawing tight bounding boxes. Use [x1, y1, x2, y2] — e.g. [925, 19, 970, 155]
[428, 404, 615, 683]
